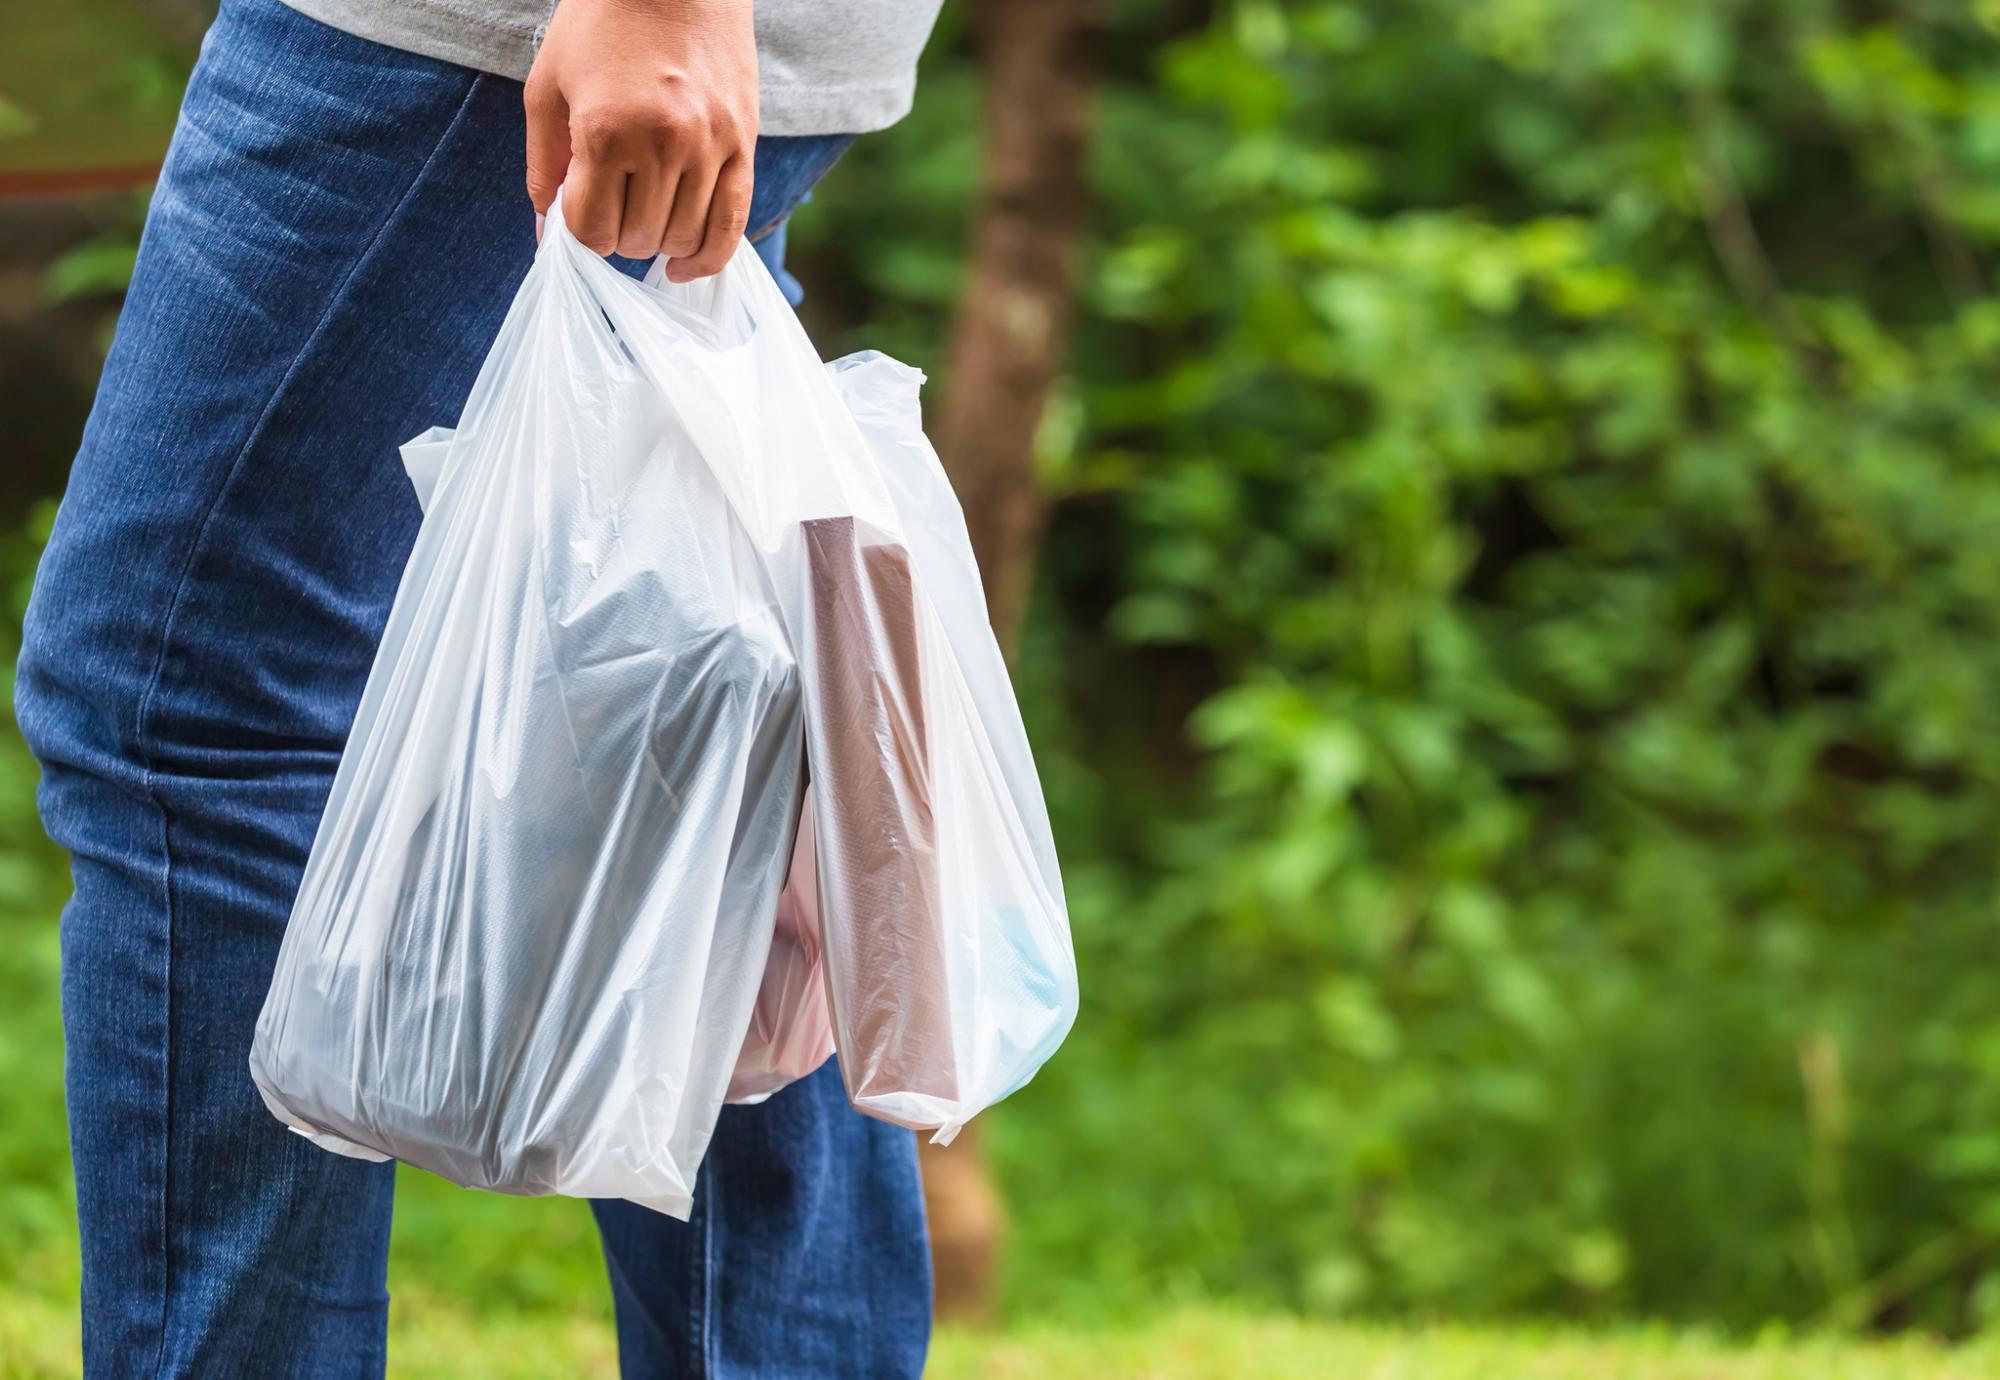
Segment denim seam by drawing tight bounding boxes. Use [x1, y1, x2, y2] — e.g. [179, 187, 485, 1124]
[127, 69, 489, 1380]
[696, 1157, 715, 1379]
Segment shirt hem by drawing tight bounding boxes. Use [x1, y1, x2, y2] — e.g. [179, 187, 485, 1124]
[277, 0, 917, 135]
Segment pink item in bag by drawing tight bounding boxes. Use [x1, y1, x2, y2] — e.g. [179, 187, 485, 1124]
[727, 788, 837, 1103]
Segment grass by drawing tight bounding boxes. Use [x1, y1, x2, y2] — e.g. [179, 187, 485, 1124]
[8, 1283, 2000, 1380]
[9, 890, 2000, 1379]
[928, 1313, 2000, 1379]
[6, 752, 1998, 1380]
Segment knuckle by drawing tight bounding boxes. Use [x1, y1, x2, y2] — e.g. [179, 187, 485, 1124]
[628, 103, 700, 159]
[524, 78, 560, 119]
[571, 94, 729, 163]
[656, 107, 700, 146]
[571, 108, 630, 159]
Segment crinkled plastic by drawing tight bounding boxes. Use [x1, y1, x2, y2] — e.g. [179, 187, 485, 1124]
[799, 347, 1077, 1140]
[251, 197, 1076, 1216]
[390, 446, 835, 1114]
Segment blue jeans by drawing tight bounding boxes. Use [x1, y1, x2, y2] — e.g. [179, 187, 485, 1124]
[15, 1, 932, 1375]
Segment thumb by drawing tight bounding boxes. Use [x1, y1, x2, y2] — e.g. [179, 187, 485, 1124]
[524, 75, 572, 220]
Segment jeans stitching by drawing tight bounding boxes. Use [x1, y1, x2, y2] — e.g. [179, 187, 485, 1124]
[696, 1157, 715, 1379]
[129, 67, 489, 1380]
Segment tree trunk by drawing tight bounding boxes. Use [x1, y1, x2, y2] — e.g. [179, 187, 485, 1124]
[920, 0, 1099, 1326]
[934, 0, 1098, 651]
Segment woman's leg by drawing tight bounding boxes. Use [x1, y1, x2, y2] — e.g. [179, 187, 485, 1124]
[21, 2, 927, 1374]
[587, 128, 936, 1380]
[17, 2, 535, 1370]
[592, 1063, 933, 1380]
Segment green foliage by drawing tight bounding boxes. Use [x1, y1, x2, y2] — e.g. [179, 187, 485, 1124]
[0, 504, 76, 1287]
[0, 0, 189, 176]
[807, 0, 2000, 1335]
[43, 230, 142, 304]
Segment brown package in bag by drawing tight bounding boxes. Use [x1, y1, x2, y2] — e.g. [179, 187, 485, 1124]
[802, 516, 959, 1111]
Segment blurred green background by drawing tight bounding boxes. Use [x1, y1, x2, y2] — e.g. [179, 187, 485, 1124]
[9, 0, 2000, 1374]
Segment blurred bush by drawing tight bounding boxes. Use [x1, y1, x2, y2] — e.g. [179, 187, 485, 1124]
[0, 503, 73, 1288]
[0, 0, 187, 185]
[808, 0, 2000, 1334]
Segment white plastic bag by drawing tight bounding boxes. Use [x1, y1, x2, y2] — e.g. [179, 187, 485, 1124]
[394, 444, 837, 1113]
[798, 348, 1077, 1140]
[715, 347, 1081, 1138]
[251, 198, 1076, 1215]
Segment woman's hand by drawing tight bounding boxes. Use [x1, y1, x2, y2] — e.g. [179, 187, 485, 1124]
[524, 0, 758, 280]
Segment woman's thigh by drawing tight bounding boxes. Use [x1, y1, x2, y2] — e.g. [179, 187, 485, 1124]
[21, 3, 525, 1373]
[17, 1, 873, 1371]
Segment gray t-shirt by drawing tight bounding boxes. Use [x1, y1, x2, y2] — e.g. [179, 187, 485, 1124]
[279, 0, 946, 135]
